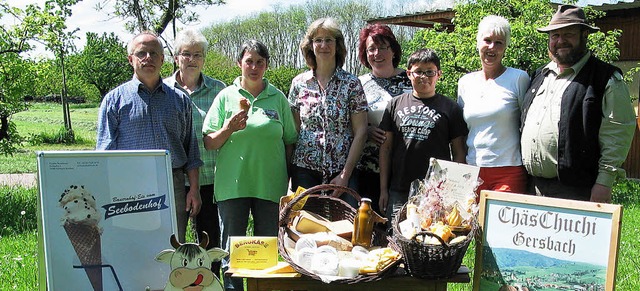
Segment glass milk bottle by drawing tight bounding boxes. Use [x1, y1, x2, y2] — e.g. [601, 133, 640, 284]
[352, 198, 374, 248]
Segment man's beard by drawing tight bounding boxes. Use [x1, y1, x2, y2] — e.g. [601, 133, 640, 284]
[550, 38, 588, 66]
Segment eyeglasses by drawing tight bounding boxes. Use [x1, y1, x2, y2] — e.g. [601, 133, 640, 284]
[410, 70, 438, 77]
[366, 46, 390, 53]
[312, 37, 335, 45]
[132, 50, 161, 60]
[179, 52, 204, 60]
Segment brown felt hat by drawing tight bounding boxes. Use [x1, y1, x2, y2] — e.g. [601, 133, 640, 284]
[537, 4, 599, 33]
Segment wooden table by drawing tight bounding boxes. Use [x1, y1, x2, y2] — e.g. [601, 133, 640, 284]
[229, 265, 470, 291]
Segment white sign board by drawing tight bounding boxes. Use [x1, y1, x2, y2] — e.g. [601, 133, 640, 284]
[37, 150, 177, 291]
[474, 191, 622, 291]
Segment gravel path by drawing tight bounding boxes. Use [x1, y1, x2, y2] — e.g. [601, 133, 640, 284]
[0, 173, 37, 187]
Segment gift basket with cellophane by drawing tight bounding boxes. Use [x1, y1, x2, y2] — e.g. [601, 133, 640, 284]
[391, 158, 481, 279]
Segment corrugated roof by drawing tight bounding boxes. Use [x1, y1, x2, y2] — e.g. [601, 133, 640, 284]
[367, 0, 640, 25]
[551, 0, 640, 10]
[367, 8, 454, 26]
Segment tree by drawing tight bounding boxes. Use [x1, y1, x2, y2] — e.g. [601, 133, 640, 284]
[0, 0, 72, 155]
[201, 0, 420, 75]
[100, 0, 225, 36]
[405, 0, 626, 100]
[0, 2, 37, 154]
[201, 50, 239, 86]
[39, 0, 81, 140]
[79, 32, 132, 98]
[30, 54, 102, 103]
[0, 52, 31, 155]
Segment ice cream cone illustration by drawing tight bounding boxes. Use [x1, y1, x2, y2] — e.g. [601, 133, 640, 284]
[64, 222, 103, 290]
[59, 185, 103, 291]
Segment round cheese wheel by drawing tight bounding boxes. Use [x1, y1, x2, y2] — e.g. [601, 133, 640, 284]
[311, 251, 339, 276]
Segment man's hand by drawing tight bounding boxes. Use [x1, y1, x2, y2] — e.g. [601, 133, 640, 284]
[186, 187, 202, 217]
[590, 183, 612, 203]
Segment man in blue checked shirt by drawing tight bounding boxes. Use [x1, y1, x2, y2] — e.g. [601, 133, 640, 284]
[97, 32, 203, 243]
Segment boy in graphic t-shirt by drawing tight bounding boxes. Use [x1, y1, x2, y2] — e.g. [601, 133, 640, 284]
[378, 48, 468, 224]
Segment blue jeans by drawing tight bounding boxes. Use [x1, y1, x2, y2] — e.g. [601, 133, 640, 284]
[290, 165, 359, 208]
[218, 197, 279, 290]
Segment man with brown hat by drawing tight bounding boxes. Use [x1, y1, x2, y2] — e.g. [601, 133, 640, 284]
[520, 4, 636, 202]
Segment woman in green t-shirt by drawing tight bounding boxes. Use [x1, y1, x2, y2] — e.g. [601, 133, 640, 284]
[202, 40, 298, 291]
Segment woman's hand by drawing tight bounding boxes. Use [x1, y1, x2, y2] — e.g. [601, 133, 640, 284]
[368, 125, 386, 145]
[224, 110, 248, 132]
[204, 110, 248, 150]
[329, 174, 349, 197]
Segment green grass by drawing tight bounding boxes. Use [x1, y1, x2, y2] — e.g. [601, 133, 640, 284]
[0, 230, 38, 290]
[618, 204, 640, 288]
[0, 102, 97, 173]
[1, 102, 639, 290]
[0, 187, 37, 236]
[0, 186, 39, 290]
[11, 102, 99, 139]
[1, 183, 638, 290]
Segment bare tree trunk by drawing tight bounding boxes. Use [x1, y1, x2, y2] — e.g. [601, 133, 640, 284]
[0, 116, 8, 141]
[59, 47, 73, 139]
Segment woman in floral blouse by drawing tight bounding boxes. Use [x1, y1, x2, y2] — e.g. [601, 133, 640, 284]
[288, 17, 368, 202]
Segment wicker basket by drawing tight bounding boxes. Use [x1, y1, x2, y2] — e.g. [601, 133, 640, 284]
[391, 202, 476, 279]
[278, 184, 395, 284]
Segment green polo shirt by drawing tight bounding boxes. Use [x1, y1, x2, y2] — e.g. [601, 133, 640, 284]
[165, 72, 226, 186]
[202, 77, 298, 203]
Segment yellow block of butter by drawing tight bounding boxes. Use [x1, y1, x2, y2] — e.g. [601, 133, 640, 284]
[230, 236, 278, 269]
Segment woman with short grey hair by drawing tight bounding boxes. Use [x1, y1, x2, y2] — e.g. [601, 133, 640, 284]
[173, 29, 209, 57]
[457, 15, 530, 198]
[163, 28, 225, 276]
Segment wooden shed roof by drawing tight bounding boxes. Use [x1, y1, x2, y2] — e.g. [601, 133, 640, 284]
[365, 0, 640, 28]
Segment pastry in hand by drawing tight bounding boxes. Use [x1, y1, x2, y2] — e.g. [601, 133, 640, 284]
[239, 97, 250, 111]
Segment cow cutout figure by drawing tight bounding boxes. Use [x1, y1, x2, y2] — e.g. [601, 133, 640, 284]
[155, 232, 227, 291]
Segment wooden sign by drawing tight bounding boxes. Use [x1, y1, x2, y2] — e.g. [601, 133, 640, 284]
[474, 191, 622, 291]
